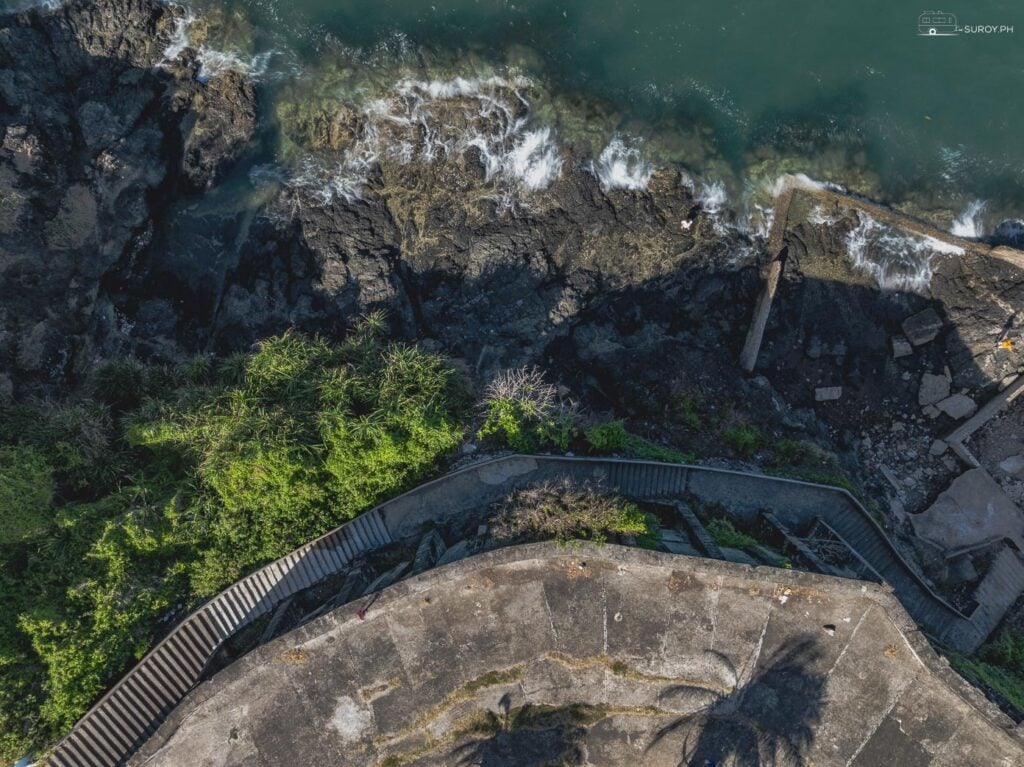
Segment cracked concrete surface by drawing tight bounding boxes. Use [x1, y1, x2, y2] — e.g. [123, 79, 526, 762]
[132, 543, 1022, 766]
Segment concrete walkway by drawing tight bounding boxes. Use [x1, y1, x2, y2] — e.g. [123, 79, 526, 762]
[47, 456, 1018, 766]
[135, 544, 1024, 766]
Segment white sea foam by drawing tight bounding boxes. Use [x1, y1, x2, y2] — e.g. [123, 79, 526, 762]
[157, 10, 278, 83]
[950, 199, 987, 238]
[845, 213, 962, 292]
[277, 74, 564, 206]
[808, 203, 839, 226]
[197, 48, 275, 82]
[159, 11, 196, 66]
[591, 136, 654, 191]
[2, 0, 64, 11]
[697, 180, 730, 234]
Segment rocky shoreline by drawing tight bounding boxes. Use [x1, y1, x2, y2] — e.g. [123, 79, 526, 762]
[2, 0, 1024, 623]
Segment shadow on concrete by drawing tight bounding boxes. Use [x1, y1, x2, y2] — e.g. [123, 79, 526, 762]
[650, 635, 826, 767]
[451, 700, 588, 767]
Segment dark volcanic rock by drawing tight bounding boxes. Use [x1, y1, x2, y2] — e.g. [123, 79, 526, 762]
[0, 0, 256, 395]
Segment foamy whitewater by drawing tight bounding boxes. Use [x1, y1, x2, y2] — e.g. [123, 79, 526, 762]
[845, 213, 963, 293]
[591, 136, 654, 191]
[266, 75, 565, 206]
[697, 180, 730, 234]
[951, 199, 986, 238]
[158, 11, 278, 83]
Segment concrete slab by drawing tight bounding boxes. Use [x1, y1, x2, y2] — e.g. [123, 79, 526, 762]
[132, 544, 1022, 767]
[936, 393, 977, 420]
[912, 468, 1024, 551]
[919, 373, 951, 406]
[903, 309, 944, 346]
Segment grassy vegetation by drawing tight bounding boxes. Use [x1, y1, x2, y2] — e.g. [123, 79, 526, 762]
[583, 421, 695, 464]
[490, 479, 658, 546]
[722, 424, 763, 458]
[477, 367, 575, 452]
[0, 317, 467, 761]
[706, 518, 758, 550]
[950, 630, 1024, 715]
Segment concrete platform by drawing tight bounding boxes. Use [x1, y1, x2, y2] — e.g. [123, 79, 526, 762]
[132, 543, 1022, 767]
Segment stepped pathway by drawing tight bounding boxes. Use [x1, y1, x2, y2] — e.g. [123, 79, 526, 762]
[48, 456, 1007, 766]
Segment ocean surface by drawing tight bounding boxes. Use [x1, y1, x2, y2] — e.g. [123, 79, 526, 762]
[8, 0, 1024, 234]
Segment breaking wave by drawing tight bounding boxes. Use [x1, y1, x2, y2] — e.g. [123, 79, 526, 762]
[266, 75, 564, 206]
[158, 11, 279, 82]
[845, 213, 963, 292]
[591, 136, 654, 191]
[697, 180, 730, 234]
[950, 199, 987, 238]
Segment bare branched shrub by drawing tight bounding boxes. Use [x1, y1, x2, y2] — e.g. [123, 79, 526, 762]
[481, 366, 558, 415]
[478, 366, 577, 452]
[490, 478, 653, 545]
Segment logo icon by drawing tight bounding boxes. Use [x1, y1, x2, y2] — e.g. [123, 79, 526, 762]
[918, 11, 959, 35]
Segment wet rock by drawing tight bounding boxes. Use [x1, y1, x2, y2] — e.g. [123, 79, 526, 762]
[929, 439, 948, 457]
[918, 373, 950, 406]
[935, 393, 977, 420]
[902, 308, 943, 346]
[180, 70, 259, 190]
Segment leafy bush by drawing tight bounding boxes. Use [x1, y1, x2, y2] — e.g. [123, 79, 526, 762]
[132, 321, 466, 594]
[584, 421, 629, 452]
[769, 439, 836, 469]
[478, 367, 576, 452]
[669, 392, 703, 430]
[980, 631, 1024, 675]
[584, 421, 694, 464]
[0, 318, 469, 760]
[0, 446, 53, 544]
[723, 424, 763, 458]
[706, 517, 758, 549]
[490, 479, 656, 545]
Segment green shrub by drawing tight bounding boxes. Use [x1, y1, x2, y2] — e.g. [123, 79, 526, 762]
[478, 367, 575, 452]
[133, 323, 466, 594]
[491, 479, 656, 545]
[723, 424, 763, 458]
[769, 439, 836, 469]
[0, 318, 469, 757]
[585, 421, 694, 464]
[980, 631, 1024, 675]
[584, 421, 629, 452]
[90, 358, 146, 413]
[0, 446, 54, 544]
[706, 517, 757, 549]
[669, 392, 703, 430]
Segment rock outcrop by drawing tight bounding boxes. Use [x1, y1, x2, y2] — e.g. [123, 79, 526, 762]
[0, 0, 256, 394]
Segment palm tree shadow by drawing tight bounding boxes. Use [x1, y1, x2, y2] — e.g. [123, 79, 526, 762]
[451, 701, 587, 767]
[649, 635, 826, 767]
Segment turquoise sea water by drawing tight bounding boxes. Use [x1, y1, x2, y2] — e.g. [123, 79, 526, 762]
[182, 0, 1024, 223]
[13, 0, 1015, 225]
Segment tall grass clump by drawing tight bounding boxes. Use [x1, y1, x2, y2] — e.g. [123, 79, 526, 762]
[490, 478, 656, 546]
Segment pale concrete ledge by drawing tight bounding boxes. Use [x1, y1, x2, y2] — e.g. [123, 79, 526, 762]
[132, 543, 1024, 766]
[46, 456, 1014, 766]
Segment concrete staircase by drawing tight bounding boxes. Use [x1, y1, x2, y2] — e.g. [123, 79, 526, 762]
[47, 456, 1005, 766]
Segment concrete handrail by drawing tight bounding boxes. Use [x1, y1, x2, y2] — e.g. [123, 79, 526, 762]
[47, 455, 987, 766]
